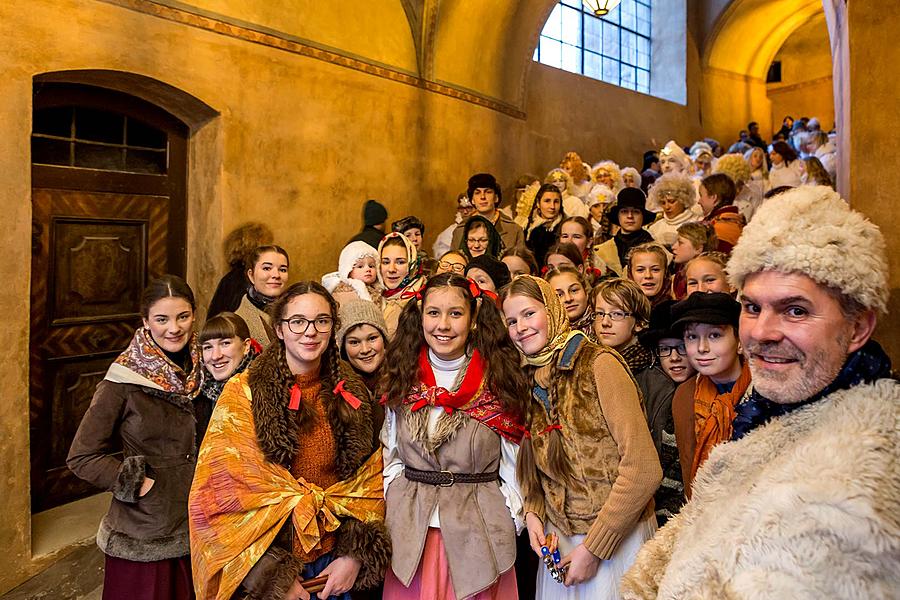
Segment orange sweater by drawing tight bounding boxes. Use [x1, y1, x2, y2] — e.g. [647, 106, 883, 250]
[290, 372, 338, 561]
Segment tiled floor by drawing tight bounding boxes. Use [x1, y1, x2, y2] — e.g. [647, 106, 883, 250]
[1, 543, 103, 600]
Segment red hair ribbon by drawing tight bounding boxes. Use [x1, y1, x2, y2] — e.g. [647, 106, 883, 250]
[540, 265, 550, 276]
[333, 380, 362, 410]
[539, 424, 562, 436]
[249, 338, 263, 355]
[288, 383, 302, 411]
[467, 279, 498, 302]
[379, 393, 389, 406]
[586, 266, 604, 280]
[400, 288, 423, 301]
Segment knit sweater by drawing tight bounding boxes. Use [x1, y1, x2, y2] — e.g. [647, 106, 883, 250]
[290, 371, 338, 561]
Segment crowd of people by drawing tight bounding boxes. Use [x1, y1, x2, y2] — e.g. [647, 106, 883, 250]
[65, 125, 898, 600]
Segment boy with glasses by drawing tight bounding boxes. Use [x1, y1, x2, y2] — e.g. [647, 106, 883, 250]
[638, 300, 695, 524]
[591, 279, 678, 522]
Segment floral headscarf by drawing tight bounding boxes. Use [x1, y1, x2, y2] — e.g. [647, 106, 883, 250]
[518, 275, 583, 367]
[378, 231, 421, 296]
[108, 326, 203, 397]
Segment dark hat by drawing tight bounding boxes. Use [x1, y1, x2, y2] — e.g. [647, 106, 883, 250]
[391, 215, 425, 236]
[609, 187, 655, 226]
[467, 173, 502, 202]
[465, 254, 511, 291]
[670, 292, 741, 334]
[638, 299, 678, 350]
[363, 199, 388, 227]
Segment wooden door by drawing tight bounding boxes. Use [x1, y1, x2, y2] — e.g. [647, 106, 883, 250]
[29, 84, 188, 512]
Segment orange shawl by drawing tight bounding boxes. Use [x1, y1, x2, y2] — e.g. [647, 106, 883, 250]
[690, 361, 752, 481]
[188, 371, 385, 600]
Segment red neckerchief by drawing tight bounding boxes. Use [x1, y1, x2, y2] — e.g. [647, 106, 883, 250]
[403, 346, 524, 444]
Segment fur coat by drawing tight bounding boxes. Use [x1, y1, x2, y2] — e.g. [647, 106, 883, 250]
[621, 379, 900, 599]
[237, 343, 390, 600]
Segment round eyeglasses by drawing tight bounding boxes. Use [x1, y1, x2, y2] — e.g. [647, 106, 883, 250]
[281, 316, 333, 334]
[594, 310, 633, 322]
[438, 261, 466, 273]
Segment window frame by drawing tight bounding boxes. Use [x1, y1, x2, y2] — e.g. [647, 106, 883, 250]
[534, 0, 652, 95]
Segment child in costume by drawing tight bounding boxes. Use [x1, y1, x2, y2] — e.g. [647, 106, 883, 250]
[381, 273, 529, 599]
[501, 276, 661, 599]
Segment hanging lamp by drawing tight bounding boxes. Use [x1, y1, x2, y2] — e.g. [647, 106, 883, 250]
[583, 0, 622, 17]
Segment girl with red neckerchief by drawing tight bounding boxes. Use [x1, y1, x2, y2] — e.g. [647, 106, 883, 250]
[380, 273, 530, 600]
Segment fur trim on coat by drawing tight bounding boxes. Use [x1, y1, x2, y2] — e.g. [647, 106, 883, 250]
[110, 455, 146, 503]
[245, 342, 390, 592]
[727, 185, 889, 314]
[621, 379, 900, 599]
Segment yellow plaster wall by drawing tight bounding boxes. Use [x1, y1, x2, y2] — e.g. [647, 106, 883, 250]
[699, 0, 824, 144]
[0, 1, 705, 590]
[767, 13, 834, 132]
[163, 0, 419, 73]
[840, 0, 900, 361]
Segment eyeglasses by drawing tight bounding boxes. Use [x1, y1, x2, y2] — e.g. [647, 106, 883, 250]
[657, 344, 688, 357]
[594, 310, 632, 322]
[467, 237, 489, 245]
[438, 261, 465, 273]
[282, 316, 334, 334]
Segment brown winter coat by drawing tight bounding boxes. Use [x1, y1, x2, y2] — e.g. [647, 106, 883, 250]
[67, 379, 197, 562]
[236, 343, 390, 600]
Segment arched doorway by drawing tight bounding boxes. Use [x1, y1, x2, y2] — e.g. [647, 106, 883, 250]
[29, 82, 188, 512]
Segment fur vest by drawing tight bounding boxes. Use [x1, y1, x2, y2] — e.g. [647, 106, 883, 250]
[621, 379, 900, 599]
[238, 343, 390, 599]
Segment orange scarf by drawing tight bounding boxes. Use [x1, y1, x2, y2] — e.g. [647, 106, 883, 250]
[690, 361, 752, 482]
[188, 371, 384, 600]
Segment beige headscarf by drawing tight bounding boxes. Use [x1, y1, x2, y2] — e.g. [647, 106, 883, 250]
[518, 275, 583, 367]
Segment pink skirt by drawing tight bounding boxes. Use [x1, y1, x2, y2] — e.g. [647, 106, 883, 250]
[384, 527, 518, 600]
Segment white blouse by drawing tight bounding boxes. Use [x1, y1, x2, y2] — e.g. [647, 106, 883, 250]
[381, 350, 524, 532]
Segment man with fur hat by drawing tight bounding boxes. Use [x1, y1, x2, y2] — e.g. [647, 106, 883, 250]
[621, 185, 899, 599]
[451, 173, 525, 252]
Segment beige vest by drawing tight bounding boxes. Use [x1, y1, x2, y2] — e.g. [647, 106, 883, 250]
[234, 295, 274, 349]
[386, 409, 516, 599]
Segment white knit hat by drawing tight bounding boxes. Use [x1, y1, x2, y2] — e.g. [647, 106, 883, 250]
[727, 186, 889, 313]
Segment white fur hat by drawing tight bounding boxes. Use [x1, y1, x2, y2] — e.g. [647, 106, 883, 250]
[727, 186, 889, 313]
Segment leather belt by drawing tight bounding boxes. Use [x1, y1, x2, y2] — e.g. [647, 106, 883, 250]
[404, 466, 499, 487]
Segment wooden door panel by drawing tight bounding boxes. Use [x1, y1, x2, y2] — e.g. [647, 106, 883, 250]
[30, 189, 171, 512]
[38, 353, 121, 508]
[51, 218, 147, 324]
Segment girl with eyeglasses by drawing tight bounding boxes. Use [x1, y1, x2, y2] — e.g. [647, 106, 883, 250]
[434, 250, 468, 276]
[459, 215, 504, 260]
[501, 276, 660, 599]
[380, 273, 529, 599]
[189, 281, 389, 600]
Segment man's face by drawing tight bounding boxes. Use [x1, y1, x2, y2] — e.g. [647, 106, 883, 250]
[739, 271, 872, 404]
[618, 207, 643, 232]
[749, 123, 759, 136]
[471, 187, 497, 215]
